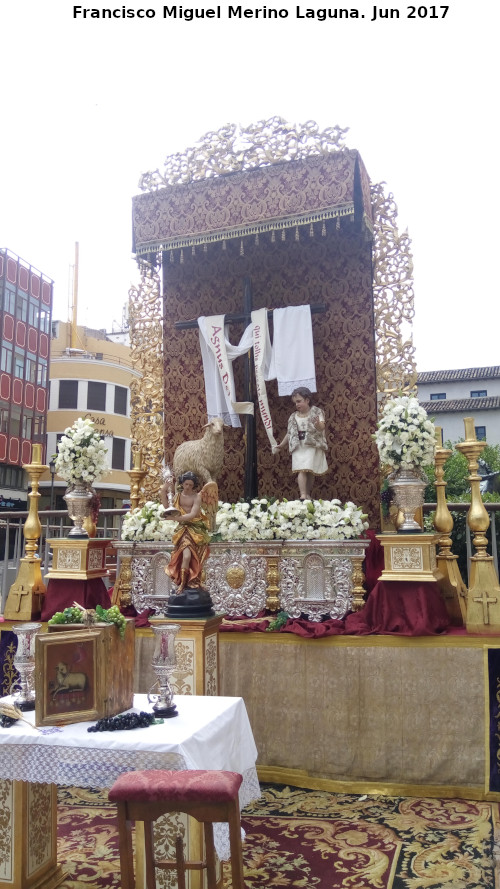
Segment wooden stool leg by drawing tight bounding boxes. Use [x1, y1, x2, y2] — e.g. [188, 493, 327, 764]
[144, 821, 157, 889]
[175, 835, 187, 889]
[228, 802, 245, 889]
[116, 804, 136, 889]
[203, 822, 218, 889]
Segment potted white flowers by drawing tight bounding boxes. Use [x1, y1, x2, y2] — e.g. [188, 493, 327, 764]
[55, 418, 109, 537]
[374, 395, 435, 532]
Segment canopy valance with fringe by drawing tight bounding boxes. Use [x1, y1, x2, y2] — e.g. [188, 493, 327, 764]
[132, 150, 373, 256]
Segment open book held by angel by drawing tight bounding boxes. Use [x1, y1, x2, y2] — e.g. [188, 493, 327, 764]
[159, 471, 218, 594]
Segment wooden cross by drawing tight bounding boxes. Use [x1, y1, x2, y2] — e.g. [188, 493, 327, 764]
[473, 589, 498, 624]
[6, 585, 30, 613]
[174, 277, 325, 499]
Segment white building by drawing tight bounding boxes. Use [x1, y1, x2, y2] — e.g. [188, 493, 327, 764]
[417, 366, 500, 445]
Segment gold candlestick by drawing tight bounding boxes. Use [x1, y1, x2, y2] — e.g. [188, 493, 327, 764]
[128, 449, 147, 511]
[433, 442, 466, 624]
[455, 419, 500, 633]
[3, 448, 47, 620]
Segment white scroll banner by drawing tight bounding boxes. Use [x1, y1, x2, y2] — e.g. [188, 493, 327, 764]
[201, 315, 254, 420]
[251, 308, 277, 450]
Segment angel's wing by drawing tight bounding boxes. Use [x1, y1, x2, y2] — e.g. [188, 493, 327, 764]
[201, 482, 219, 531]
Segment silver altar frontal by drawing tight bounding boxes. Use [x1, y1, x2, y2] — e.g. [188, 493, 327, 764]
[114, 538, 370, 621]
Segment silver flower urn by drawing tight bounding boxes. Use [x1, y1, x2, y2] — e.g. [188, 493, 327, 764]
[389, 467, 427, 532]
[64, 480, 93, 538]
[147, 622, 181, 718]
[11, 622, 42, 710]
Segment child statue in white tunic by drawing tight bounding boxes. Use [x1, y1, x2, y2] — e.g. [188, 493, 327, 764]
[273, 387, 328, 500]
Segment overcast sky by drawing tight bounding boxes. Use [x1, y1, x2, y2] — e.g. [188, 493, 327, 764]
[1, 0, 497, 372]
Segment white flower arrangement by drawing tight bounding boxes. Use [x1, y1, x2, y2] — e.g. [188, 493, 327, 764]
[374, 395, 436, 471]
[121, 501, 177, 541]
[214, 498, 369, 542]
[54, 417, 109, 485]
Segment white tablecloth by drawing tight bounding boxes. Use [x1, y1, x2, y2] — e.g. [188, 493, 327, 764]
[0, 694, 260, 859]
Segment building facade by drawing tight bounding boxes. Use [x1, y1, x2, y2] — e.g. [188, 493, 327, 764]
[0, 248, 52, 509]
[418, 366, 500, 445]
[44, 321, 141, 509]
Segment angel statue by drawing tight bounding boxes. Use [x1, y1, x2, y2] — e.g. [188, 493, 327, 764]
[159, 471, 218, 617]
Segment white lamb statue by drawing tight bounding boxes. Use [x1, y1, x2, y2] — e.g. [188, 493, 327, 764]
[172, 417, 225, 486]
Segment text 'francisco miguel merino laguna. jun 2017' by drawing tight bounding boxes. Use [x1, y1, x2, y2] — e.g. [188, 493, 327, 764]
[73, 5, 450, 20]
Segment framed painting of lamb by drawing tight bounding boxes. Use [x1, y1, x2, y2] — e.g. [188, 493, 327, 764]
[35, 629, 102, 726]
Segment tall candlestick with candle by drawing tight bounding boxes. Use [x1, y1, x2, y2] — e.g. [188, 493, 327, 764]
[3, 448, 48, 620]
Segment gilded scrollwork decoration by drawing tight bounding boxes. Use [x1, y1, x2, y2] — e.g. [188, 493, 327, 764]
[138, 117, 349, 191]
[371, 181, 418, 408]
[129, 256, 164, 504]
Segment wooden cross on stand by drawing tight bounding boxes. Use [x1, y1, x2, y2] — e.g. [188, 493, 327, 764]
[174, 277, 325, 499]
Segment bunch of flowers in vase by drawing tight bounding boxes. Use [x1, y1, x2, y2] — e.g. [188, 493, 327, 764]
[213, 498, 369, 542]
[55, 417, 109, 486]
[374, 394, 435, 531]
[54, 418, 109, 537]
[121, 501, 177, 541]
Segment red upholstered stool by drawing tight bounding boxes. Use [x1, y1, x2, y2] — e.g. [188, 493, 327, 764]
[108, 769, 245, 889]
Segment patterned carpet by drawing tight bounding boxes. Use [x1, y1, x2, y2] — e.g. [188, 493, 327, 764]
[57, 783, 498, 889]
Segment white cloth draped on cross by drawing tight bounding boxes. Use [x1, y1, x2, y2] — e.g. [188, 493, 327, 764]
[198, 305, 316, 448]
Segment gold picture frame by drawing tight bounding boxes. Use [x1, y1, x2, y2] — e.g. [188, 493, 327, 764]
[35, 629, 104, 727]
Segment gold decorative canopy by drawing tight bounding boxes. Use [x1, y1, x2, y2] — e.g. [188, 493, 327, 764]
[138, 116, 350, 190]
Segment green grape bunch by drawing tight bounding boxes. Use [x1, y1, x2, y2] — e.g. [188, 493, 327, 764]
[48, 607, 85, 626]
[96, 604, 127, 639]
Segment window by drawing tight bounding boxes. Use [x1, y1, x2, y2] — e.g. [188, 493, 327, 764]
[0, 465, 24, 489]
[0, 402, 9, 433]
[430, 393, 446, 401]
[1, 344, 12, 373]
[33, 415, 45, 437]
[114, 385, 127, 415]
[471, 390, 487, 398]
[87, 381, 106, 411]
[475, 426, 486, 440]
[15, 295, 27, 322]
[38, 308, 50, 333]
[14, 351, 24, 379]
[112, 437, 126, 470]
[9, 406, 21, 437]
[22, 413, 33, 438]
[37, 359, 47, 386]
[26, 355, 37, 383]
[28, 299, 39, 327]
[58, 379, 78, 409]
[4, 284, 16, 315]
